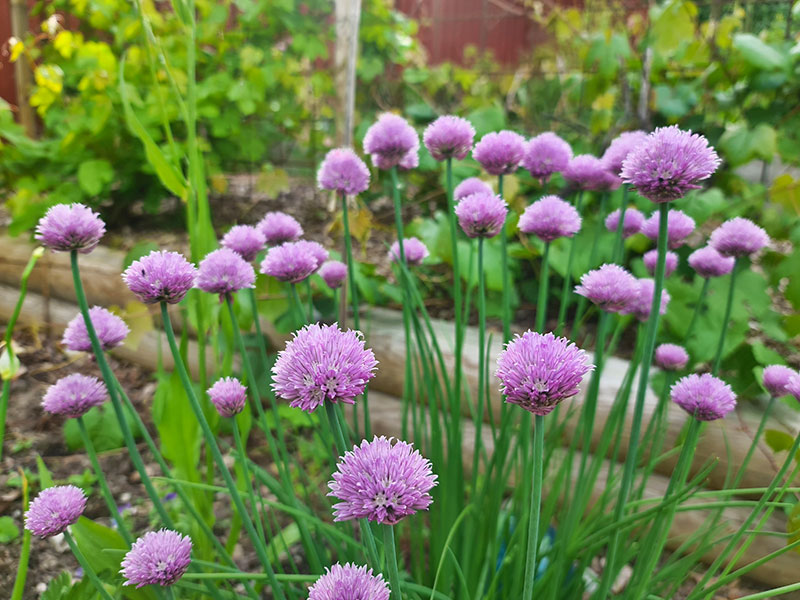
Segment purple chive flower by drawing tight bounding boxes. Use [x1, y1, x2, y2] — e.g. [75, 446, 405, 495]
[641, 209, 696, 249]
[328, 436, 437, 524]
[688, 246, 735, 278]
[787, 376, 800, 402]
[423, 115, 475, 161]
[196, 248, 256, 298]
[762, 365, 797, 398]
[454, 177, 493, 201]
[454, 192, 508, 239]
[257, 211, 304, 246]
[371, 148, 419, 171]
[495, 331, 594, 416]
[623, 278, 670, 321]
[62, 306, 129, 352]
[121, 529, 192, 588]
[709, 217, 770, 258]
[671, 373, 736, 421]
[207, 377, 247, 418]
[24, 485, 87, 538]
[654, 344, 689, 371]
[574, 264, 640, 313]
[221, 225, 266, 263]
[522, 132, 573, 182]
[601, 130, 648, 176]
[308, 563, 390, 600]
[317, 148, 371, 195]
[42, 374, 107, 418]
[259, 242, 318, 283]
[318, 260, 348, 289]
[563, 154, 608, 190]
[294, 240, 329, 271]
[605, 207, 645, 238]
[389, 237, 429, 266]
[363, 113, 419, 169]
[272, 323, 378, 413]
[643, 249, 679, 277]
[35, 203, 106, 253]
[518, 195, 581, 242]
[123, 251, 197, 305]
[472, 131, 526, 176]
[621, 126, 721, 203]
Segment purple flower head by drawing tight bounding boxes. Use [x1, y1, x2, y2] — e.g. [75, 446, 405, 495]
[257, 211, 304, 246]
[207, 377, 247, 418]
[221, 225, 266, 263]
[35, 203, 106, 253]
[24, 485, 86, 538]
[787, 376, 800, 403]
[123, 251, 197, 305]
[196, 248, 256, 298]
[495, 331, 594, 416]
[62, 306, 129, 352]
[518, 195, 581, 242]
[599, 171, 623, 192]
[371, 148, 419, 171]
[389, 237, 429, 266]
[328, 436, 437, 524]
[623, 278, 670, 321]
[259, 242, 318, 283]
[709, 217, 770, 258]
[317, 148, 371, 195]
[42, 374, 107, 418]
[454, 192, 508, 239]
[522, 132, 573, 181]
[423, 115, 475, 161]
[643, 249, 679, 277]
[621, 126, 721, 203]
[601, 130, 648, 176]
[472, 131, 525, 175]
[654, 344, 689, 371]
[363, 113, 419, 169]
[121, 529, 192, 588]
[641, 209, 695, 249]
[318, 260, 348, 290]
[688, 246, 735, 278]
[308, 563, 390, 600]
[605, 207, 645, 238]
[454, 177, 493, 201]
[563, 154, 608, 190]
[293, 240, 329, 271]
[762, 365, 797, 398]
[272, 323, 378, 413]
[574, 264, 640, 313]
[671, 373, 736, 421]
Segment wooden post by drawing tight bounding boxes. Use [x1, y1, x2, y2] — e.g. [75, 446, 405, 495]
[10, 0, 35, 137]
[334, 0, 362, 148]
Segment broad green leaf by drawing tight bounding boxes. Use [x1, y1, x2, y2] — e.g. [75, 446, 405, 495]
[770, 174, 800, 216]
[36, 454, 55, 489]
[733, 33, 788, 71]
[152, 370, 202, 486]
[0, 515, 20, 543]
[77, 159, 113, 196]
[765, 429, 795, 453]
[788, 502, 800, 552]
[650, 0, 697, 56]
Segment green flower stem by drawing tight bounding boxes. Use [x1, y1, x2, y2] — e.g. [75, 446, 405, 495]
[498, 174, 511, 342]
[471, 237, 487, 490]
[627, 417, 702, 599]
[76, 416, 132, 545]
[339, 191, 360, 331]
[165, 587, 178, 600]
[577, 310, 611, 479]
[160, 303, 286, 600]
[383, 524, 403, 600]
[10, 467, 32, 600]
[571, 192, 608, 340]
[70, 250, 173, 528]
[555, 190, 584, 336]
[536, 242, 551, 333]
[290, 283, 306, 326]
[612, 184, 629, 263]
[231, 417, 267, 547]
[522, 414, 545, 600]
[63, 530, 116, 600]
[684, 277, 710, 344]
[712, 258, 741, 375]
[595, 202, 670, 599]
[305, 279, 314, 322]
[323, 399, 381, 570]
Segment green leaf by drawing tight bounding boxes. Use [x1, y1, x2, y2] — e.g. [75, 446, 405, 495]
[77, 159, 113, 196]
[40, 572, 72, 600]
[36, 454, 55, 489]
[63, 406, 125, 453]
[770, 174, 800, 216]
[122, 241, 159, 270]
[733, 33, 788, 71]
[650, 0, 697, 56]
[789, 502, 800, 552]
[765, 429, 795, 453]
[152, 370, 202, 486]
[0, 516, 20, 543]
